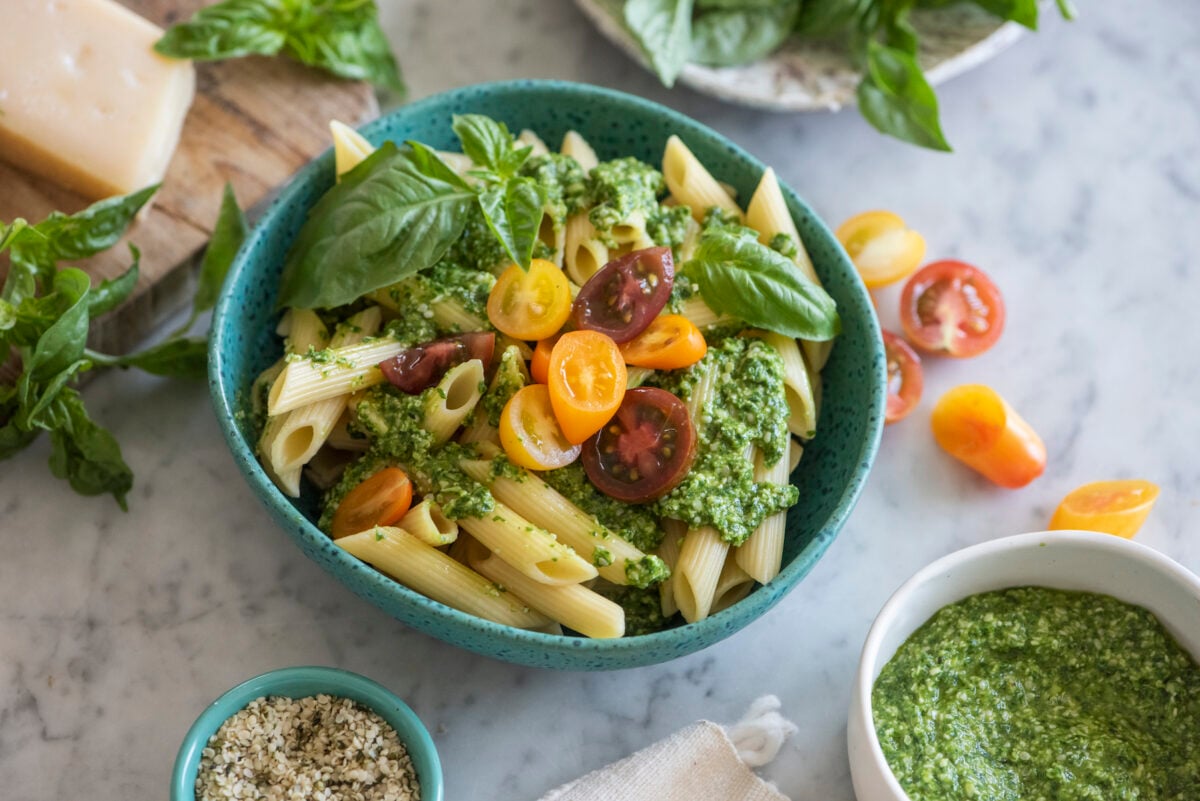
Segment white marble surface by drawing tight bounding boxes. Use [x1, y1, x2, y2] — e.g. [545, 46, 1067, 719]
[3, 1, 1199, 799]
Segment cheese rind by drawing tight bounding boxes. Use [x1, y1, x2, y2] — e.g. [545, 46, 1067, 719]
[0, 0, 196, 200]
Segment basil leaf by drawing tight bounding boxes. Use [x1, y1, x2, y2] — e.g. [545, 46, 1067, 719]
[0, 219, 28, 252]
[451, 115, 529, 180]
[1, 254, 38, 305]
[691, 2, 800, 67]
[45, 389, 133, 510]
[16, 185, 158, 267]
[154, 0, 287, 59]
[278, 142, 475, 309]
[16, 358, 92, 431]
[155, 0, 403, 93]
[0, 419, 39, 460]
[405, 141, 471, 190]
[969, 0, 1039, 29]
[190, 183, 248, 320]
[625, 0, 695, 88]
[88, 247, 141, 318]
[795, 0, 872, 36]
[104, 338, 208, 380]
[284, 4, 403, 93]
[683, 232, 840, 341]
[1055, 0, 1078, 21]
[26, 269, 91, 382]
[857, 42, 951, 151]
[478, 177, 544, 272]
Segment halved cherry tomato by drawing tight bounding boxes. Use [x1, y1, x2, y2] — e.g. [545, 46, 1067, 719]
[572, 247, 674, 343]
[530, 335, 559, 384]
[331, 467, 413, 539]
[883, 329, 922, 424]
[931, 384, 1045, 488]
[835, 210, 927, 289]
[1049, 480, 1160, 539]
[548, 330, 627, 444]
[499, 384, 581, 470]
[487, 258, 572, 340]
[379, 332, 494, 394]
[900, 260, 1005, 358]
[619, 314, 707, 370]
[582, 387, 696, 502]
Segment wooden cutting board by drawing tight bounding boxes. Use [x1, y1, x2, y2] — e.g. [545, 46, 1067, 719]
[0, 0, 379, 380]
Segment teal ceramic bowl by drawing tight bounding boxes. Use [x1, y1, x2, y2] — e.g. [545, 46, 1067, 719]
[171, 666, 442, 801]
[209, 80, 885, 670]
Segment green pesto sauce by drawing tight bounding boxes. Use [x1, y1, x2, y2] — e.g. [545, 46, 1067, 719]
[443, 203, 511, 271]
[873, 587, 1200, 801]
[604, 584, 677, 637]
[538, 462, 662, 553]
[769, 232, 799, 261]
[649, 336, 796, 545]
[584, 157, 664, 233]
[700, 206, 758, 241]
[321, 385, 495, 530]
[519, 152, 588, 224]
[479, 346, 526, 428]
[646, 203, 691, 252]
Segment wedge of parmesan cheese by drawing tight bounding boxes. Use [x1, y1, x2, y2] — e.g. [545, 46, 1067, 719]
[0, 0, 195, 200]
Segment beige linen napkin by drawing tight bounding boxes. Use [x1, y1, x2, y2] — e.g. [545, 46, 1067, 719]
[538, 696, 797, 801]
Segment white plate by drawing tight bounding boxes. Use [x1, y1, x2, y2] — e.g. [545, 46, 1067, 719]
[574, 0, 1027, 112]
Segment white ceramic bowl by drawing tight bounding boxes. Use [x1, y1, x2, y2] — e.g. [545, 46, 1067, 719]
[847, 530, 1200, 801]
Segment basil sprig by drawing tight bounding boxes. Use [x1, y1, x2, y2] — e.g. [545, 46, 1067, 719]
[683, 231, 840, 341]
[155, 0, 403, 95]
[280, 115, 546, 309]
[624, 0, 1072, 151]
[0, 184, 248, 507]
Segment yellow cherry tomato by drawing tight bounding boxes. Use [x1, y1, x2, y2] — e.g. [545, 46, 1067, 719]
[499, 384, 581, 470]
[548, 330, 627, 444]
[1049, 480, 1160, 539]
[619, 315, 707, 370]
[486, 258, 572, 340]
[930, 384, 1046, 489]
[835, 210, 927, 289]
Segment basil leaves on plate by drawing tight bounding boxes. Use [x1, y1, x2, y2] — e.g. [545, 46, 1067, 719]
[622, 0, 1073, 151]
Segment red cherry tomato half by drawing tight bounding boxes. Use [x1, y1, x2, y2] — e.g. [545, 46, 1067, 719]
[582, 387, 696, 503]
[882, 329, 923, 424]
[571, 246, 674, 343]
[900, 260, 1005, 358]
[378, 332, 494, 394]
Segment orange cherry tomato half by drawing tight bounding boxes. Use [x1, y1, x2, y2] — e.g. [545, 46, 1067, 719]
[619, 314, 707, 370]
[1049, 480, 1160, 539]
[882, 329, 922, 424]
[499, 384, 582, 470]
[548, 330, 627, 445]
[487, 258, 572, 341]
[900, 260, 1005, 358]
[331, 467, 413, 539]
[530, 335, 558, 384]
[930, 384, 1046, 488]
[836, 210, 927, 289]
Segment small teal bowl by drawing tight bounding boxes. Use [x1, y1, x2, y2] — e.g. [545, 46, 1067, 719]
[171, 666, 443, 801]
[209, 80, 886, 670]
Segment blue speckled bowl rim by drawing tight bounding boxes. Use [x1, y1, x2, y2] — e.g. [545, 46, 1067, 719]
[170, 666, 443, 801]
[209, 79, 885, 670]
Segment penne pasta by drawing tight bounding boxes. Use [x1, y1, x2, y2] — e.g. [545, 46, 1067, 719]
[268, 338, 406, 416]
[330, 120, 374, 179]
[673, 525, 729, 624]
[459, 460, 661, 588]
[710, 555, 755, 615]
[735, 448, 791, 584]
[424, 359, 485, 445]
[398, 499, 458, 547]
[469, 543, 625, 639]
[746, 167, 818, 285]
[656, 518, 686, 619]
[517, 128, 550, 156]
[563, 213, 609, 286]
[338, 527, 549, 629]
[756, 330, 817, 439]
[456, 500, 598, 586]
[662, 135, 742, 222]
[561, 130, 599, 171]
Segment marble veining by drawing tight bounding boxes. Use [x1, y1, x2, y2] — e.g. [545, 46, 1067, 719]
[2, 1, 1199, 799]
